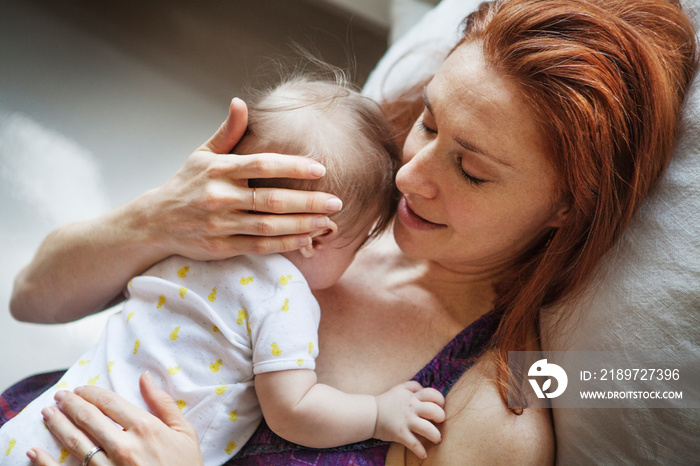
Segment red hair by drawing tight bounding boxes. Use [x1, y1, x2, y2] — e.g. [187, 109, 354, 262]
[384, 0, 697, 411]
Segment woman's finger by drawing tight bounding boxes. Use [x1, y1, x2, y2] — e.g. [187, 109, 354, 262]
[219, 212, 332, 237]
[39, 405, 108, 464]
[69, 386, 148, 435]
[200, 98, 248, 154]
[251, 187, 342, 214]
[229, 153, 328, 180]
[138, 372, 194, 435]
[27, 447, 60, 466]
[222, 234, 314, 256]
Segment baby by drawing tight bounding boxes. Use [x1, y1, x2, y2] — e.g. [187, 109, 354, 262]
[0, 77, 445, 465]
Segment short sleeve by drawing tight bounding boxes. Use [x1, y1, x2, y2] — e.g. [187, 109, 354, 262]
[249, 281, 321, 375]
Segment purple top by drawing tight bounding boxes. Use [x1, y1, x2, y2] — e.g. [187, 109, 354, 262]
[0, 309, 501, 465]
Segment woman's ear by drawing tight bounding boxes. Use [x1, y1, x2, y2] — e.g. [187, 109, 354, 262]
[546, 203, 570, 229]
[299, 221, 339, 258]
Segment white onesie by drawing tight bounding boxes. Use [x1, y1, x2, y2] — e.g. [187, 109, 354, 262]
[0, 253, 320, 465]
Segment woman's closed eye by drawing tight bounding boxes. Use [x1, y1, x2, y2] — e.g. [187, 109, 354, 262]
[457, 156, 487, 186]
[418, 116, 487, 186]
[417, 119, 436, 135]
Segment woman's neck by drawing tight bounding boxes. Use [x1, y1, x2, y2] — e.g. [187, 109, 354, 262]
[362, 235, 498, 327]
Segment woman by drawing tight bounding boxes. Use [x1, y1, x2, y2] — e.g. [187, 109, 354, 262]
[8, 0, 697, 464]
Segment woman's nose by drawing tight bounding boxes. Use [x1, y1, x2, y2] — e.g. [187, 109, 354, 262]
[396, 145, 439, 199]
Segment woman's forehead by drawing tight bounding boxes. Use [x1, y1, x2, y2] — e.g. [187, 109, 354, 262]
[427, 42, 549, 170]
[430, 43, 519, 125]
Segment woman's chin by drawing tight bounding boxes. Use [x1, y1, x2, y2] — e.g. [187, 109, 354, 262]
[392, 221, 432, 259]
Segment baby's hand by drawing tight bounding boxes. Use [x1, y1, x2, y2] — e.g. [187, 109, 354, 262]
[373, 381, 446, 459]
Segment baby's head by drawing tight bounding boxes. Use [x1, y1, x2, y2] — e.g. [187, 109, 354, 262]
[234, 76, 401, 289]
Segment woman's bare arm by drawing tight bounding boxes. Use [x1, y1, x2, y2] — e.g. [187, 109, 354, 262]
[10, 98, 342, 324]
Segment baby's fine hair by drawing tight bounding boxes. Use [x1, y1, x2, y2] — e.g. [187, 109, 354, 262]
[236, 75, 401, 242]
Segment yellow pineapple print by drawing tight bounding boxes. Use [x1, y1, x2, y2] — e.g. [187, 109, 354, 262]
[179, 287, 188, 299]
[177, 265, 190, 278]
[59, 448, 70, 463]
[228, 410, 238, 422]
[133, 339, 141, 354]
[54, 381, 68, 390]
[107, 361, 115, 373]
[236, 310, 247, 325]
[78, 359, 90, 366]
[168, 366, 180, 375]
[215, 385, 228, 395]
[127, 312, 135, 323]
[308, 341, 314, 354]
[281, 298, 290, 312]
[170, 327, 180, 341]
[239, 276, 254, 285]
[157, 295, 166, 309]
[87, 375, 100, 386]
[279, 274, 292, 285]
[177, 400, 187, 412]
[208, 287, 217, 302]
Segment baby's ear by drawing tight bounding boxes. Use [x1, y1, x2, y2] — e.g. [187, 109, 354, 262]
[299, 241, 315, 258]
[300, 221, 339, 258]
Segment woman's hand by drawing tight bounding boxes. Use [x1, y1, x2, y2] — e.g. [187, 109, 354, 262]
[130, 97, 343, 261]
[27, 372, 204, 466]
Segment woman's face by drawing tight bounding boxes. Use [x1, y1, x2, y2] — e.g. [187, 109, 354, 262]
[394, 41, 567, 276]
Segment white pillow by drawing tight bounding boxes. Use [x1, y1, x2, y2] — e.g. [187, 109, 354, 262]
[362, 0, 700, 464]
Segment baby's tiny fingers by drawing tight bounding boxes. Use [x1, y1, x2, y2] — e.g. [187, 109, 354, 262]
[401, 381, 424, 393]
[400, 433, 428, 460]
[416, 387, 445, 406]
[411, 418, 442, 445]
[418, 401, 446, 424]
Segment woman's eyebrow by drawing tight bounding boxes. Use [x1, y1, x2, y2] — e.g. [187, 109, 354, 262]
[422, 87, 513, 168]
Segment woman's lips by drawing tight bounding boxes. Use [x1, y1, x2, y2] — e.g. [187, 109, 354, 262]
[397, 196, 446, 231]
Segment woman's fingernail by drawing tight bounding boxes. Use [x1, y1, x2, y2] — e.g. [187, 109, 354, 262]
[313, 216, 329, 229]
[142, 370, 154, 384]
[299, 236, 311, 247]
[54, 390, 67, 403]
[310, 163, 326, 177]
[41, 406, 55, 421]
[26, 449, 38, 462]
[325, 198, 342, 212]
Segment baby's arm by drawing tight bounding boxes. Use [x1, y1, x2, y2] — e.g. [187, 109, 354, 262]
[255, 370, 445, 459]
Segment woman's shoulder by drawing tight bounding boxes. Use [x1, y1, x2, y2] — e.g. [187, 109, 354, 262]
[420, 354, 554, 465]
